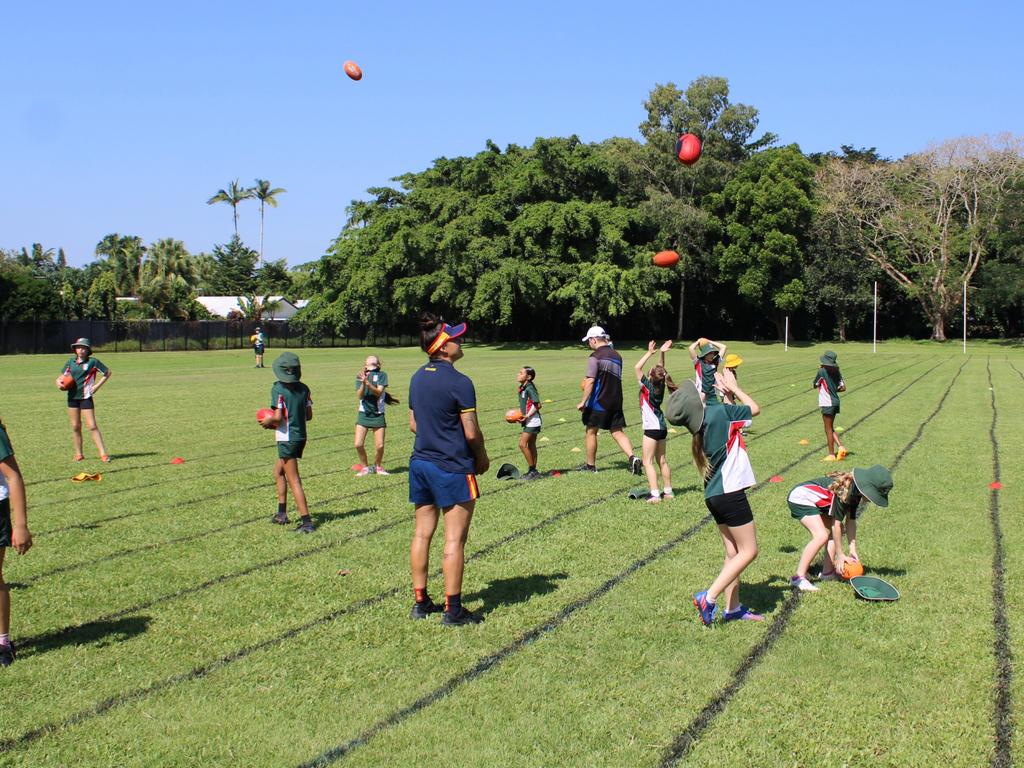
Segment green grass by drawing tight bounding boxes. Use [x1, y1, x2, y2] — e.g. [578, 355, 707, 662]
[0, 341, 1019, 767]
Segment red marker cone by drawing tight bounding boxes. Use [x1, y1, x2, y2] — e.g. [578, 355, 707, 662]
[769, 475, 783, 483]
[990, 481, 1002, 490]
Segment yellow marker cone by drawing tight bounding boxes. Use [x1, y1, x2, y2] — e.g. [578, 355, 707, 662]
[836, 426, 845, 432]
[799, 439, 809, 445]
[570, 447, 581, 453]
[558, 417, 566, 422]
[668, 428, 678, 434]
[543, 399, 553, 403]
[539, 436, 549, 442]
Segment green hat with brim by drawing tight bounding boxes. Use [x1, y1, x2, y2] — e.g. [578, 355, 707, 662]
[71, 337, 92, 351]
[496, 463, 521, 481]
[665, 381, 705, 434]
[819, 350, 838, 366]
[272, 352, 302, 383]
[852, 464, 893, 508]
[698, 343, 717, 358]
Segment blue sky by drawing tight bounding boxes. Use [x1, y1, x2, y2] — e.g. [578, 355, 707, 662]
[3, 1, 1021, 268]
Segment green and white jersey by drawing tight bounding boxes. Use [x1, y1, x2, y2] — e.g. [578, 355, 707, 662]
[0, 420, 13, 501]
[639, 376, 667, 431]
[270, 381, 313, 443]
[357, 370, 389, 419]
[702, 403, 756, 499]
[61, 356, 109, 400]
[517, 382, 542, 429]
[813, 367, 843, 409]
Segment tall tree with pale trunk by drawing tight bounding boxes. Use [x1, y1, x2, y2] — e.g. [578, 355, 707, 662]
[251, 179, 286, 267]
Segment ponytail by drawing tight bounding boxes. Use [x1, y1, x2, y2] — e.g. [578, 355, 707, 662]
[691, 430, 710, 481]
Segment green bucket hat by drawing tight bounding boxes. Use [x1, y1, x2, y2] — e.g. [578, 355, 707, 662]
[697, 343, 717, 358]
[272, 352, 302, 383]
[852, 464, 893, 508]
[496, 463, 521, 481]
[665, 381, 705, 434]
[819, 350, 838, 366]
[71, 337, 92, 351]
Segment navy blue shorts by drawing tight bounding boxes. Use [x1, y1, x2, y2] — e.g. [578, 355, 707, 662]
[408, 458, 480, 508]
[67, 398, 95, 410]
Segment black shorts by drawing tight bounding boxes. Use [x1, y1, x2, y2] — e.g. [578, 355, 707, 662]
[705, 490, 754, 527]
[67, 398, 95, 410]
[0, 497, 10, 548]
[254, 345, 265, 355]
[644, 429, 668, 441]
[582, 408, 626, 431]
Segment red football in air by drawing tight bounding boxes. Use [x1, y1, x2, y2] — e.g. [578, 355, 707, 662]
[256, 408, 275, 424]
[675, 133, 702, 165]
[653, 250, 680, 268]
[343, 60, 363, 81]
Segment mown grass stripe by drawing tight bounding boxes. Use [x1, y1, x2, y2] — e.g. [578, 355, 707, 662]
[295, 358, 953, 766]
[658, 359, 967, 766]
[987, 359, 1013, 768]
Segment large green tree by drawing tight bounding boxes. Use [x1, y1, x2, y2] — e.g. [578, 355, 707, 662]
[208, 235, 258, 295]
[96, 233, 146, 296]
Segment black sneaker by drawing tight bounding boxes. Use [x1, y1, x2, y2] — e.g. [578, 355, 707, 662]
[0, 642, 15, 667]
[271, 511, 290, 525]
[294, 519, 316, 534]
[576, 463, 598, 473]
[629, 455, 643, 476]
[410, 599, 443, 620]
[523, 469, 543, 481]
[442, 607, 482, 626]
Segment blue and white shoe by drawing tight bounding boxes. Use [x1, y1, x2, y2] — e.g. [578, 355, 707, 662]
[692, 591, 718, 626]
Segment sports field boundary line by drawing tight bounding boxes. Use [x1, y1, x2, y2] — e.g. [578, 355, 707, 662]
[291, 358, 953, 765]
[986, 359, 1013, 768]
[658, 358, 967, 766]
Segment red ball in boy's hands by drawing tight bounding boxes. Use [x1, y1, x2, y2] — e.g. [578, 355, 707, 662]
[256, 408, 275, 426]
[58, 374, 75, 391]
[841, 560, 865, 579]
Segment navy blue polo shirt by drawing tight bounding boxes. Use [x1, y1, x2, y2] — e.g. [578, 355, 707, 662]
[408, 359, 477, 474]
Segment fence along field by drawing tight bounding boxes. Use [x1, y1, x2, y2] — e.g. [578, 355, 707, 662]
[0, 342, 1019, 767]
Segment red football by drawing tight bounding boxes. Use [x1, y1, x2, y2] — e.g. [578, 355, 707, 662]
[653, 250, 680, 268]
[343, 60, 363, 81]
[675, 133, 702, 165]
[58, 374, 75, 391]
[256, 408, 275, 424]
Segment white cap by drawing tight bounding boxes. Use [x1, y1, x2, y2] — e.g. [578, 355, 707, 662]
[581, 325, 609, 342]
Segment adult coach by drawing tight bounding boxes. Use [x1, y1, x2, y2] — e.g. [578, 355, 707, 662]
[576, 326, 642, 475]
[408, 312, 489, 626]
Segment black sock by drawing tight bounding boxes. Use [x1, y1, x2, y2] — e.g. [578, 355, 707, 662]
[528, 465, 537, 473]
[414, 587, 429, 605]
[300, 514, 311, 523]
[277, 502, 286, 515]
[445, 593, 462, 615]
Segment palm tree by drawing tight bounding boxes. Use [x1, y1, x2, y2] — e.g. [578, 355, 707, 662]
[96, 233, 145, 296]
[206, 180, 254, 237]
[251, 179, 286, 267]
[139, 239, 199, 318]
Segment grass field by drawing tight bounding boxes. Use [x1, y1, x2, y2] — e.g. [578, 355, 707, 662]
[0, 340, 1021, 767]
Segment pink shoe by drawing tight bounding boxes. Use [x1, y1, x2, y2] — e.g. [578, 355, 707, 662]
[374, 466, 390, 476]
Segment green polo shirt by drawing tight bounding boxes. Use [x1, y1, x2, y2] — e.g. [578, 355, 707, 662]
[270, 381, 313, 442]
[357, 370, 389, 420]
[61, 356, 109, 400]
[702, 403, 755, 499]
[813, 367, 843, 409]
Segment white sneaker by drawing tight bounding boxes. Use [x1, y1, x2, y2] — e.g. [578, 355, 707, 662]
[819, 571, 838, 582]
[356, 466, 374, 477]
[374, 466, 390, 476]
[790, 576, 819, 592]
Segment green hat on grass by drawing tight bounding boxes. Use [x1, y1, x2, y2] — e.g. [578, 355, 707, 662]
[819, 350, 838, 366]
[496, 463, 521, 481]
[852, 465, 893, 508]
[665, 381, 705, 434]
[272, 352, 302, 383]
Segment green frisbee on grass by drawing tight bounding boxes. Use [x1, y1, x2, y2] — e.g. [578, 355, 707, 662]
[850, 575, 899, 601]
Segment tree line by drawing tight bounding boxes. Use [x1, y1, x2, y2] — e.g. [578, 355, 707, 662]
[299, 77, 1023, 342]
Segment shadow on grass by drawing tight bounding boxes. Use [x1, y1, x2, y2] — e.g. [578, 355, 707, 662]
[865, 565, 907, 578]
[465, 572, 569, 618]
[19, 615, 152, 659]
[778, 545, 798, 554]
[107, 452, 160, 460]
[736, 578, 791, 615]
[312, 507, 375, 524]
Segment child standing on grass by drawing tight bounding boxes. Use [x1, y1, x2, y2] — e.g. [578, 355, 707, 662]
[354, 355, 390, 476]
[634, 340, 676, 503]
[251, 326, 266, 368]
[259, 352, 315, 534]
[688, 337, 726, 405]
[814, 351, 847, 461]
[516, 367, 543, 480]
[667, 379, 764, 625]
[57, 338, 112, 462]
[0, 418, 32, 666]
[787, 465, 893, 590]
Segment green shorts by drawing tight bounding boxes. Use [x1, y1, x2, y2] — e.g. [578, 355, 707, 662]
[357, 413, 386, 429]
[0, 497, 10, 548]
[788, 501, 825, 521]
[820, 405, 840, 416]
[277, 440, 306, 460]
[521, 425, 541, 435]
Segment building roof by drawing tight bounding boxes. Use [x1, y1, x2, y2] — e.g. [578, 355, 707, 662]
[195, 296, 302, 320]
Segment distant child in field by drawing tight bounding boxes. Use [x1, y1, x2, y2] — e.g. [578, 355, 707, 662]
[57, 337, 112, 462]
[688, 337, 726, 405]
[515, 367, 543, 480]
[355, 354, 391, 476]
[813, 351, 847, 461]
[786, 465, 893, 590]
[0, 418, 32, 666]
[259, 352, 315, 533]
[634, 340, 676, 503]
[251, 326, 266, 368]
[667, 378, 764, 625]
[715, 353, 744, 405]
